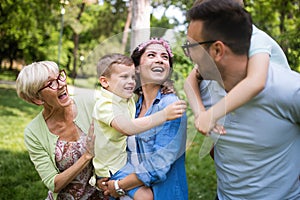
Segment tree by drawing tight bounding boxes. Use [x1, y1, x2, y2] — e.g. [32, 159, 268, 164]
[0, 0, 59, 69]
[130, 0, 151, 52]
[121, 0, 132, 53]
[244, 0, 300, 70]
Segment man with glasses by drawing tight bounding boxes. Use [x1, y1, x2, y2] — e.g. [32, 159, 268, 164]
[183, 0, 300, 199]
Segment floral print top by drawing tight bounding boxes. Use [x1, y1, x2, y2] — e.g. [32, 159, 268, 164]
[47, 134, 99, 200]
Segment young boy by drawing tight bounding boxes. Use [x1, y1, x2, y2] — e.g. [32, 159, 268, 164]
[92, 53, 186, 199]
[184, 0, 290, 136]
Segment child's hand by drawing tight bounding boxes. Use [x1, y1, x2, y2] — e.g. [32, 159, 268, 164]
[195, 111, 225, 135]
[212, 124, 226, 135]
[164, 100, 187, 120]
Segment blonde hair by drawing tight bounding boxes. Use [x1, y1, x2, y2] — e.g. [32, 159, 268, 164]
[16, 61, 59, 104]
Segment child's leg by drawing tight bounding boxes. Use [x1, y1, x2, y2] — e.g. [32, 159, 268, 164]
[133, 186, 153, 200]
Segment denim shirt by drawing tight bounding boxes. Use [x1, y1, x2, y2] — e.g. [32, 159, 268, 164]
[128, 91, 188, 200]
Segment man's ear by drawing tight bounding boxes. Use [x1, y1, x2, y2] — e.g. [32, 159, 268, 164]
[99, 76, 109, 88]
[209, 41, 225, 62]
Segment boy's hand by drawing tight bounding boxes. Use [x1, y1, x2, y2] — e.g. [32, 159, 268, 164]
[164, 100, 187, 120]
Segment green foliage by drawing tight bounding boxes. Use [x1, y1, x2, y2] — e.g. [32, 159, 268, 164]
[1, 0, 299, 73]
[0, 0, 59, 64]
[244, 0, 300, 70]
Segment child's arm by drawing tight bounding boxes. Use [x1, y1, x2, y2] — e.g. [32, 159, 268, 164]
[183, 66, 206, 116]
[199, 53, 270, 134]
[184, 67, 217, 135]
[111, 100, 186, 136]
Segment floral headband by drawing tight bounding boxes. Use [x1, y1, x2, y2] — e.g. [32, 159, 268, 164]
[137, 38, 174, 57]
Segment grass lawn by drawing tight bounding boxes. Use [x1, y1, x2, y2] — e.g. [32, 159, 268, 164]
[0, 84, 46, 199]
[0, 80, 216, 199]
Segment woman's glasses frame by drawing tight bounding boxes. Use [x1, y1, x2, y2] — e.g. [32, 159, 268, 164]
[37, 70, 67, 93]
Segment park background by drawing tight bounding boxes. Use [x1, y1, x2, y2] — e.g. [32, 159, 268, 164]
[0, 0, 299, 199]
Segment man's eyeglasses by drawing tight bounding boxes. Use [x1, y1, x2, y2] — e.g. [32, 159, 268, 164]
[38, 70, 67, 92]
[181, 40, 216, 57]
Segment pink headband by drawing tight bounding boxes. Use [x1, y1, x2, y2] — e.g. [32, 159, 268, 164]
[137, 38, 174, 57]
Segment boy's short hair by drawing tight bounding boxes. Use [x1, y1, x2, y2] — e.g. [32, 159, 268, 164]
[97, 53, 134, 78]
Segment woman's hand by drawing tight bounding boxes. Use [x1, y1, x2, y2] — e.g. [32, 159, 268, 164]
[97, 177, 109, 191]
[85, 120, 95, 159]
[95, 177, 111, 199]
[103, 180, 121, 198]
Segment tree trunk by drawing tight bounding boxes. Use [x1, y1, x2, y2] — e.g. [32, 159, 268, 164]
[72, 33, 79, 78]
[66, 54, 71, 71]
[130, 0, 151, 53]
[72, 3, 85, 79]
[121, 0, 132, 53]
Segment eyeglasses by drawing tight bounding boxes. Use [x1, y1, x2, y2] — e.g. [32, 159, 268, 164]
[181, 40, 216, 57]
[38, 70, 67, 92]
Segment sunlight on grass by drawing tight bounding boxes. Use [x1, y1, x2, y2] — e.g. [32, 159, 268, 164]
[0, 84, 47, 199]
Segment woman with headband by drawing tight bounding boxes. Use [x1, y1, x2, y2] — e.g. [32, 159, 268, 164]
[101, 38, 188, 200]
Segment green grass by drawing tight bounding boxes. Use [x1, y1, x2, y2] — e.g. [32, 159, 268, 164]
[0, 84, 47, 199]
[186, 125, 217, 199]
[0, 69, 18, 81]
[0, 76, 216, 199]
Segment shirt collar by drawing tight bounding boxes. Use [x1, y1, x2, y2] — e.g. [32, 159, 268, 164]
[136, 90, 162, 116]
[100, 87, 129, 103]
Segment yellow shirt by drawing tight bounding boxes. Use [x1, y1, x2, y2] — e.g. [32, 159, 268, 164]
[92, 87, 136, 177]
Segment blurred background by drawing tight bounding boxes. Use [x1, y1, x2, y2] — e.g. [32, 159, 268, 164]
[0, 0, 299, 199]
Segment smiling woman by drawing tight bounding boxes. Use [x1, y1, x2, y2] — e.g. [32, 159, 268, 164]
[15, 61, 104, 200]
[102, 38, 188, 200]
[92, 52, 186, 200]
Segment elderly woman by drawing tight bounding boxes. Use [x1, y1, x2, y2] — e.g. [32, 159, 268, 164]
[16, 61, 103, 200]
[102, 38, 188, 200]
